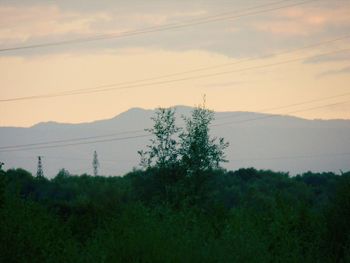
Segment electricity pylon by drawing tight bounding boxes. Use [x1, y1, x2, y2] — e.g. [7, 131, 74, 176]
[92, 151, 99, 176]
[36, 156, 44, 178]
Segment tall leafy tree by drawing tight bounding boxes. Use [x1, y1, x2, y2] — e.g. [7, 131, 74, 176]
[139, 100, 229, 175]
[138, 107, 180, 169]
[179, 98, 229, 175]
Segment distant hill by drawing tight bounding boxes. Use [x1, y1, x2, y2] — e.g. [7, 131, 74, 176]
[1, 106, 350, 177]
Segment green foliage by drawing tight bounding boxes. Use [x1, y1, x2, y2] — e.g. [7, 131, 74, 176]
[324, 172, 350, 261]
[138, 107, 180, 169]
[179, 100, 229, 175]
[0, 167, 348, 262]
[139, 102, 229, 176]
[0, 169, 4, 208]
[0, 193, 79, 263]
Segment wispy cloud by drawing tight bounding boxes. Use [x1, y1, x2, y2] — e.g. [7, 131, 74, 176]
[317, 65, 350, 78]
[304, 53, 350, 64]
[0, 5, 112, 44]
[122, 10, 207, 27]
[0, 1, 349, 60]
[0, 4, 208, 45]
[254, 6, 350, 37]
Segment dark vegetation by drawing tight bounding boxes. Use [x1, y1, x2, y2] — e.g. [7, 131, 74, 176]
[0, 103, 349, 262]
[1, 167, 350, 262]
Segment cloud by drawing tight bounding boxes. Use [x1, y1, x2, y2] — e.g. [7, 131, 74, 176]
[0, 3, 208, 45]
[317, 65, 350, 78]
[0, 5, 112, 44]
[1, 1, 349, 60]
[119, 10, 207, 28]
[304, 52, 350, 64]
[254, 5, 350, 37]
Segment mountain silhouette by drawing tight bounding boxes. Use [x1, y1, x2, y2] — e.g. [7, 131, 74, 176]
[1, 106, 349, 177]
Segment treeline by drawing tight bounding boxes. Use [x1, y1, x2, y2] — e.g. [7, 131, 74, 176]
[1, 104, 349, 262]
[0, 167, 350, 262]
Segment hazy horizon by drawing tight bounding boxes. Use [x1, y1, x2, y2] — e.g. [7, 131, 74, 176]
[2, 104, 350, 128]
[1, 107, 350, 177]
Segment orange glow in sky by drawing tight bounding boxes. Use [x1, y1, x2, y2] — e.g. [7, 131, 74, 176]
[1, 0, 350, 127]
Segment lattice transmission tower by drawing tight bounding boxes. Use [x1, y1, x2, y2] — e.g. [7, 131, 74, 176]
[36, 156, 44, 178]
[92, 151, 100, 176]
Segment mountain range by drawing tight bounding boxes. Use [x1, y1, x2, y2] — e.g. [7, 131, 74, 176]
[1, 106, 350, 177]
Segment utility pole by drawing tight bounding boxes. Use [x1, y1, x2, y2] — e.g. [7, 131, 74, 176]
[36, 156, 44, 178]
[92, 151, 99, 176]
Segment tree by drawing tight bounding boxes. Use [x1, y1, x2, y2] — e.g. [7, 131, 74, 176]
[139, 99, 229, 175]
[138, 107, 180, 169]
[55, 168, 71, 181]
[326, 173, 350, 261]
[92, 151, 99, 176]
[179, 98, 229, 175]
[0, 168, 4, 208]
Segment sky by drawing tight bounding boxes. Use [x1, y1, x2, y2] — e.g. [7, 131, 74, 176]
[1, 0, 350, 127]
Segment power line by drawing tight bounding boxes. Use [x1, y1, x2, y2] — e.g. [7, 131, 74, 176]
[232, 152, 350, 162]
[0, 0, 317, 53]
[62, 48, 350, 96]
[0, 134, 151, 153]
[2, 89, 350, 151]
[3, 32, 349, 103]
[1, 90, 348, 151]
[213, 99, 350, 127]
[214, 91, 350, 121]
[1, 92, 350, 151]
[1, 153, 129, 164]
[4, 151, 350, 166]
[1, 97, 350, 153]
[67, 34, 350, 94]
[2, 46, 350, 103]
[1, 90, 350, 151]
[0, 128, 145, 150]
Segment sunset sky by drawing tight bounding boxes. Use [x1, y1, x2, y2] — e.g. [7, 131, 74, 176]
[1, 0, 350, 127]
